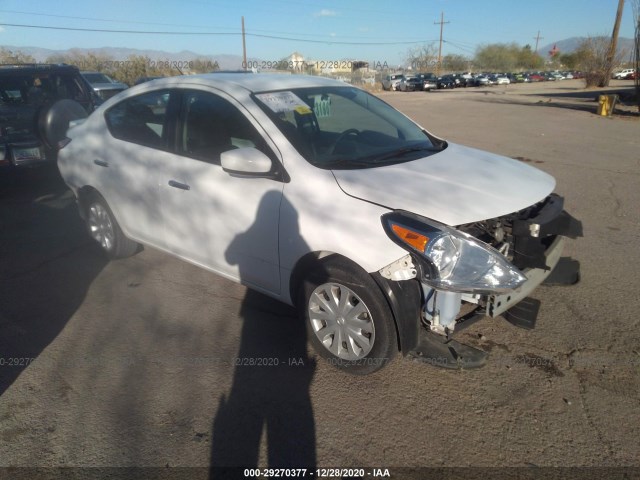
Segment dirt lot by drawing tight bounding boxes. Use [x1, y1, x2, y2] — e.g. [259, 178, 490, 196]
[1, 79, 639, 474]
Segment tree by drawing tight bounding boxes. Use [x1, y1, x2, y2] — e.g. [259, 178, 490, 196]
[474, 43, 519, 71]
[577, 36, 626, 87]
[46, 50, 115, 73]
[112, 55, 156, 85]
[405, 43, 438, 72]
[517, 45, 545, 70]
[0, 47, 36, 64]
[442, 54, 469, 72]
[474, 43, 545, 71]
[190, 58, 219, 73]
[558, 52, 579, 70]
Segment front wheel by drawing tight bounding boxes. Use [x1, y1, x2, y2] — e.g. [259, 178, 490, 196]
[299, 257, 398, 375]
[85, 193, 140, 259]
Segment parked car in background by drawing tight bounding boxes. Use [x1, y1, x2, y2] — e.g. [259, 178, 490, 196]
[420, 73, 438, 91]
[402, 73, 438, 92]
[81, 71, 128, 101]
[400, 76, 425, 92]
[613, 69, 634, 79]
[0, 63, 97, 169]
[450, 74, 473, 88]
[473, 74, 490, 86]
[436, 75, 456, 89]
[528, 73, 545, 82]
[620, 70, 638, 80]
[486, 74, 499, 85]
[382, 73, 405, 91]
[56, 73, 581, 374]
[495, 75, 510, 85]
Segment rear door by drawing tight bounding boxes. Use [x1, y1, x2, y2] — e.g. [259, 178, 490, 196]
[99, 89, 176, 247]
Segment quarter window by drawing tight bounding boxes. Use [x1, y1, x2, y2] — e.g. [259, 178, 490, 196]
[105, 90, 171, 149]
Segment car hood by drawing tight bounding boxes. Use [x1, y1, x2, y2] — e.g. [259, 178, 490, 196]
[331, 142, 556, 226]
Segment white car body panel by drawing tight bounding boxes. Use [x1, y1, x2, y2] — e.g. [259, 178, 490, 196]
[58, 73, 557, 306]
[331, 143, 555, 226]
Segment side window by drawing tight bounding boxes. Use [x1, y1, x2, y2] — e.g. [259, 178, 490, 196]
[178, 90, 264, 165]
[105, 90, 170, 149]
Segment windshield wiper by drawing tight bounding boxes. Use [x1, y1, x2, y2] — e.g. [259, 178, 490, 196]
[363, 145, 439, 164]
[319, 144, 440, 169]
[320, 157, 373, 169]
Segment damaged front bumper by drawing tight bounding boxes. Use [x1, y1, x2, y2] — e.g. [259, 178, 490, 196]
[488, 235, 565, 319]
[377, 194, 582, 369]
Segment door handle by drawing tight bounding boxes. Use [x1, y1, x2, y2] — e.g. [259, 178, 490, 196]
[93, 159, 109, 167]
[168, 180, 190, 191]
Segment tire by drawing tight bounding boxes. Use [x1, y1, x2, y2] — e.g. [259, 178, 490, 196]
[298, 256, 398, 375]
[85, 193, 140, 259]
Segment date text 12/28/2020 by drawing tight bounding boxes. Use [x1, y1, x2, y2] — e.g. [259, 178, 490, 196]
[241, 60, 395, 70]
[243, 468, 391, 477]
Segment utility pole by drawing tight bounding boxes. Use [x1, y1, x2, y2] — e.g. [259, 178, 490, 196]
[602, 0, 625, 86]
[241, 16, 247, 70]
[434, 11, 449, 76]
[534, 31, 544, 52]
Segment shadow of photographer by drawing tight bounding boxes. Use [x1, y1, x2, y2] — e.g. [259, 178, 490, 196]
[210, 192, 321, 471]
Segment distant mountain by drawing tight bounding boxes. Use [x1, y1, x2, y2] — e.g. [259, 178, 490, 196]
[539, 37, 635, 57]
[0, 45, 247, 70]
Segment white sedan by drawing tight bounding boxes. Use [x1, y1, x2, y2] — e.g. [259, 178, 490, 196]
[57, 73, 581, 373]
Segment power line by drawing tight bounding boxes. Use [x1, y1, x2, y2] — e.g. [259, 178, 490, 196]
[443, 40, 475, 56]
[0, 22, 427, 45]
[0, 9, 426, 41]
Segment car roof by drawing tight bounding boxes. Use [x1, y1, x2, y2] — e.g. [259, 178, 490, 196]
[0, 64, 80, 75]
[146, 73, 348, 94]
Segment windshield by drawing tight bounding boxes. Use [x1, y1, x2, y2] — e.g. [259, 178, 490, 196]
[254, 86, 444, 169]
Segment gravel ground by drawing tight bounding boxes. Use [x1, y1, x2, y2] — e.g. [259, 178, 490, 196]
[0, 79, 639, 475]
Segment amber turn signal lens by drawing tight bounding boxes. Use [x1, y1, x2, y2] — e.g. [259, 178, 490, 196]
[391, 224, 428, 252]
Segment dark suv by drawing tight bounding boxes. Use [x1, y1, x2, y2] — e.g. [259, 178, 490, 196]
[1, 64, 98, 169]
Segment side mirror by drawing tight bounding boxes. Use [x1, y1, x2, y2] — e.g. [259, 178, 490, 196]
[221, 147, 273, 176]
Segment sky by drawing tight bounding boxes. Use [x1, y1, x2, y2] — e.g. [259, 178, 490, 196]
[0, 0, 637, 65]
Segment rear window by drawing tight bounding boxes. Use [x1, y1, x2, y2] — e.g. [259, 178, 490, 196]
[0, 73, 88, 106]
[105, 90, 171, 149]
[83, 73, 113, 84]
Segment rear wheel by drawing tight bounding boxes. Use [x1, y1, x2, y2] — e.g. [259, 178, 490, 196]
[85, 193, 140, 259]
[299, 257, 397, 375]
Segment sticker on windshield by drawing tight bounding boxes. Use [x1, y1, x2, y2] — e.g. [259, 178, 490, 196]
[294, 105, 312, 115]
[256, 91, 310, 113]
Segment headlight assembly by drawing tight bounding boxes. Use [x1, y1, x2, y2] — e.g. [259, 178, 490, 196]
[382, 211, 526, 293]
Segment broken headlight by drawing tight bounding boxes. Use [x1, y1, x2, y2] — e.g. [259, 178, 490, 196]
[382, 211, 526, 293]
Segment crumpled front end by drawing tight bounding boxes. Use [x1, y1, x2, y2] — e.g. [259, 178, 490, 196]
[378, 194, 582, 368]
[456, 193, 582, 325]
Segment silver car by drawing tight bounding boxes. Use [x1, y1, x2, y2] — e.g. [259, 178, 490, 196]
[382, 73, 405, 91]
[81, 72, 128, 101]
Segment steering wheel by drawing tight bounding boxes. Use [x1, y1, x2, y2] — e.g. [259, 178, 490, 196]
[330, 128, 360, 155]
